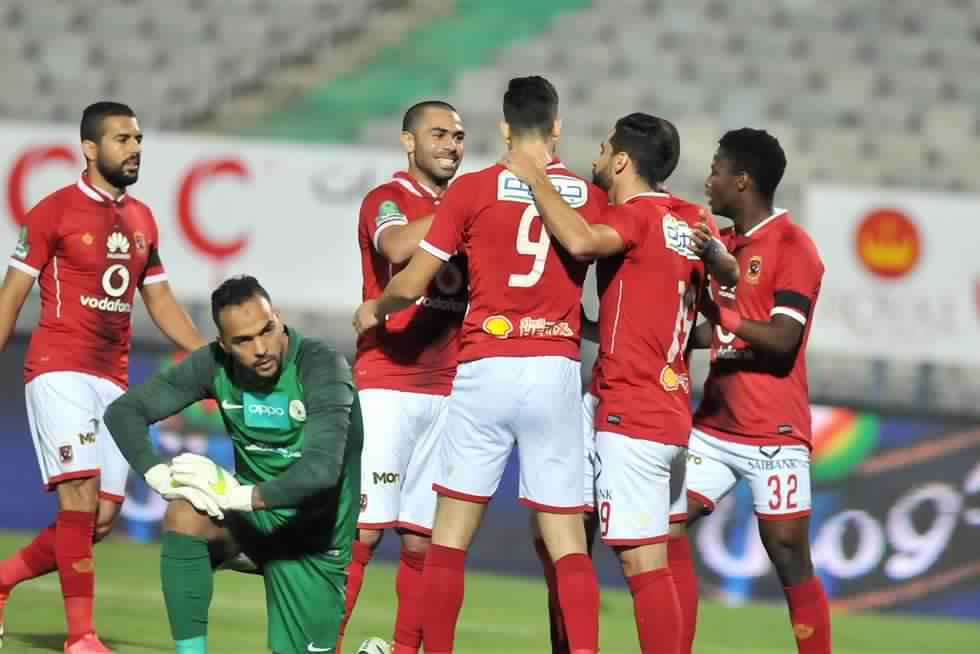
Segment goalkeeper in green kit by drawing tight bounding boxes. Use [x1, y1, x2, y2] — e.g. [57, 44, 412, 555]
[104, 275, 363, 654]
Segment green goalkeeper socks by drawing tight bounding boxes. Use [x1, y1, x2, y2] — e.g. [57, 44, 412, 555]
[161, 531, 213, 646]
[175, 636, 207, 654]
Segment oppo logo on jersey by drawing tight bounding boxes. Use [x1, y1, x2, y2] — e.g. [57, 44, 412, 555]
[249, 404, 285, 417]
[79, 295, 132, 313]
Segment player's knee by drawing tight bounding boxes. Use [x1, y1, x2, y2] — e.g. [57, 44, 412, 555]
[162, 498, 213, 536]
[761, 526, 813, 585]
[357, 528, 383, 550]
[399, 531, 430, 556]
[55, 476, 100, 512]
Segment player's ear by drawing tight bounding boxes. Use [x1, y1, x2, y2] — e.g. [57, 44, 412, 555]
[399, 130, 415, 156]
[736, 172, 750, 192]
[552, 117, 562, 140]
[499, 121, 511, 146]
[81, 139, 98, 164]
[613, 152, 629, 176]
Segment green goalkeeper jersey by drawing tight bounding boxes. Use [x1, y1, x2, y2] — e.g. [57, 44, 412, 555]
[105, 327, 363, 541]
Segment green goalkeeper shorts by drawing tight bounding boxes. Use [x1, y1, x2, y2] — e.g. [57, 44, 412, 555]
[227, 510, 348, 654]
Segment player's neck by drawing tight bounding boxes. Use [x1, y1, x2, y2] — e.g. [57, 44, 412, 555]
[406, 166, 448, 196]
[734, 200, 774, 234]
[86, 166, 125, 200]
[611, 180, 664, 205]
[509, 138, 554, 163]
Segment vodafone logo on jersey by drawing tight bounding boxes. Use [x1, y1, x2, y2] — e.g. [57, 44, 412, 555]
[854, 208, 921, 280]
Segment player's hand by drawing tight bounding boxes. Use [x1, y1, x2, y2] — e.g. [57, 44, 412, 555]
[170, 453, 254, 513]
[689, 209, 721, 262]
[163, 485, 225, 520]
[353, 299, 381, 336]
[144, 463, 175, 496]
[500, 149, 550, 187]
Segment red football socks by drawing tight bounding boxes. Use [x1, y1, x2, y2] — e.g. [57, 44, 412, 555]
[0, 523, 58, 622]
[420, 544, 466, 654]
[55, 511, 96, 644]
[392, 547, 426, 653]
[668, 536, 699, 654]
[784, 576, 832, 654]
[627, 568, 681, 654]
[336, 540, 374, 652]
[554, 553, 599, 654]
[534, 538, 569, 654]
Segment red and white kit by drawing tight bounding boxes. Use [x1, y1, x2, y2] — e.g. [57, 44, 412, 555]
[420, 159, 605, 512]
[355, 171, 468, 533]
[11, 173, 167, 501]
[687, 210, 824, 520]
[590, 193, 714, 545]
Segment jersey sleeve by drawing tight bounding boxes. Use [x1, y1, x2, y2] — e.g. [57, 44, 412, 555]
[419, 175, 471, 262]
[600, 204, 643, 250]
[257, 339, 358, 509]
[361, 187, 408, 253]
[104, 344, 219, 475]
[9, 194, 60, 277]
[141, 211, 167, 287]
[771, 231, 824, 326]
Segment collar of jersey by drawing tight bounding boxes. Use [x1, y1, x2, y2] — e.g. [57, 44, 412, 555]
[621, 191, 671, 205]
[392, 171, 441, 199]
[77, 172, 127, 206]
[282, 325, 302, 367]
[742, 209, 789, 239]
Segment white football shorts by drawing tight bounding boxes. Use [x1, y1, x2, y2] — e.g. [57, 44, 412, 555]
[25, 371, 129, 502]
[686, 428, 812, 520]
[582, 391, 598, 510]
[594, 430, 687, 545]
[433, 356, 585, 512]
[357, 388, 448, 534]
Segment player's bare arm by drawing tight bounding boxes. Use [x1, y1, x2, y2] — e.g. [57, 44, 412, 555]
[377, 215, 435, 265]
[0, 267, 35, 351]
[141, 280, 207, 351]
[353, 248, 444, 335]
[701, 296, 804, 354]
[504, 153, 623, 260]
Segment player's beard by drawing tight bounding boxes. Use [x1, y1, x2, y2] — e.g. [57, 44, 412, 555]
[592, 166, 612, 192]
[417, 154, 458, 187]
[97, 154, 139, 189]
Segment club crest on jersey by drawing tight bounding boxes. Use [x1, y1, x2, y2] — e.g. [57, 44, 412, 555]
[106, 232, 131, 260]
[497, 172, 588, 208]
[12, 226, 29, 260]
[133, 231, 146, 250]
[746, 256, 763, 283]
[482, 315, 513, 339]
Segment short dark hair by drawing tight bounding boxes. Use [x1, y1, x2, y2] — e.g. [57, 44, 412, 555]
[402, 100, 457, 133]
[609, 113, 680, 186]
[502, 76, 558, 138]
[211, 275, 271, 329]
[80, 101, 136, 143]
[717, 128, 787, 205]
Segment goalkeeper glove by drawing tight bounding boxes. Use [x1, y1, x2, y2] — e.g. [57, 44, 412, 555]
[144, 462, 225, 519]
[171, 453, 254, 513]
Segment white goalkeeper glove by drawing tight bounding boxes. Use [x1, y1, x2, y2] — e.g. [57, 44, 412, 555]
[171, 453, 254, 513]
[144, 462, 225, 519]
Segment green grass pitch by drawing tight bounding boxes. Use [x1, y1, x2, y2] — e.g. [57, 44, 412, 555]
[1, 532, 977, 653]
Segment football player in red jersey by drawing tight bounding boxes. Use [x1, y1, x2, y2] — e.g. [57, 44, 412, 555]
[671, 128, 829, 654]
[0, 102, 206, 654]
[506, 113, 739, 654]
[354, 76, 604, 654]
[341, 101, 466, 654]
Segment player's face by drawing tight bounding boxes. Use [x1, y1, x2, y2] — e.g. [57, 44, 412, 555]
[705, 151, 739, 218]
[591, 136, 614, 192]
[91, 116, 143, 189]
[217, 296, 287, 378]
[410, 108, 465, 184]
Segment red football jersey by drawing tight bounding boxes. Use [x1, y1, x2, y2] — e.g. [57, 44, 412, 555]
[694, 211, 824, 448]
[10, 173, 167, 389]
[420, 160, 604, 362]
[354, 171, 467, 394]
[592, 193, 715, 445]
